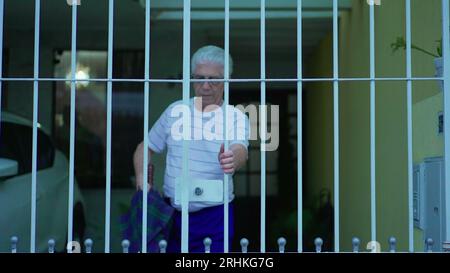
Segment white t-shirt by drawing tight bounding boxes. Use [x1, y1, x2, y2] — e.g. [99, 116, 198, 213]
[148, 98, 250, 212]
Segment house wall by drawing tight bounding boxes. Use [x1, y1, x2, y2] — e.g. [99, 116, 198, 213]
[305, 0, 444, 251]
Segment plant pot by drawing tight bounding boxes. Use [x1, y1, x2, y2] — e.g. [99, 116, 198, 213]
[435, 57, 443, 92]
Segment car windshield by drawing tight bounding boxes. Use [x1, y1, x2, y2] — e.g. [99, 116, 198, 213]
[0, 121, 55, 175]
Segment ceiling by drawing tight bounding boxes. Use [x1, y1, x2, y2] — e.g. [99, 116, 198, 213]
[4, 0, 352, 67]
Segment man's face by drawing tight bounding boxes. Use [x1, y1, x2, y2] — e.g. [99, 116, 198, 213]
[192, 62, 224, 108]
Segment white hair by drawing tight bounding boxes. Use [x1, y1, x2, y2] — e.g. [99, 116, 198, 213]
[191, 45, 234, 76]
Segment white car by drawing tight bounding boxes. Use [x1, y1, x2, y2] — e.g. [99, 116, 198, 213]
[0, 112, 86, 253]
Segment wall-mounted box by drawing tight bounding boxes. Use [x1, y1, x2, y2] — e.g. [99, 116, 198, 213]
[413, 157, 445, 252]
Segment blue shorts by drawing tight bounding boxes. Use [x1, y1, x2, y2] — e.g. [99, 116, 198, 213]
[166, 202, 235, 253]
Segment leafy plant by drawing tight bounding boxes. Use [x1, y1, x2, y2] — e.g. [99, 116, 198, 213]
[391, 36, 442, 58]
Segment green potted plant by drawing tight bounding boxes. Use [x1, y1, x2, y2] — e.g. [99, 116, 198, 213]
[391, 36, 443, 91]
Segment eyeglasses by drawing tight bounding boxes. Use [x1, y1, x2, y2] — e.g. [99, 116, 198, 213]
[191, 75, 224, 86]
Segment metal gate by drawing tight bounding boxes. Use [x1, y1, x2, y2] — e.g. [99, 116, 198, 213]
[1, 0, 449, 253]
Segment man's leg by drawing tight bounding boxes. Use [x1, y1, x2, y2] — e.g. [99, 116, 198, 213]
[166, 210, 182, 253]
[188, 203, 234, 253]
[166, 203, 234, 253]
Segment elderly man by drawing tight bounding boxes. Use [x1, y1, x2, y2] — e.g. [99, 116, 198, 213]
[132, 45, 249, 253]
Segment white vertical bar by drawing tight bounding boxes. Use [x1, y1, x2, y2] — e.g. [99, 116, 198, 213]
[68, 1, 78, 253]
[405, 0, 414, 253]
[297, 0, 303, 253]
[142, 0, 151, 253]
[260, 0, 266, 253]
[181, 0, 191, 253]
[369, 3, 376, 244]
[442, 0, 450, 245]
[332, 0, 340, 253]
[223, 0, 230, 253]
[104, 0, 114, 253]
[30, 0, 40, 253]
[0, 0, 4, 120]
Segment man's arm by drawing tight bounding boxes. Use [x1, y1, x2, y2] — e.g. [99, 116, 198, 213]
[133, 141, 155, 191]
[218, 143, 248, 174]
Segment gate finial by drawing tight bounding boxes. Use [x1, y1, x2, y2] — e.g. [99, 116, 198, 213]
[388, 237, 397, 253]
[277, 237, 286, 253]
[159, 239, 167, 253]
[10, 236, 18, 253]
[314, 237, 323, 253]
[203, 237, 212, 253]
[240, 238, 249, 253]
[121, 239, 130, 253]
[84, 238, 93, 253]
[48, 239, 55, 253]
[352, 237, 360, 253]
[425, 238, 434, 252]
